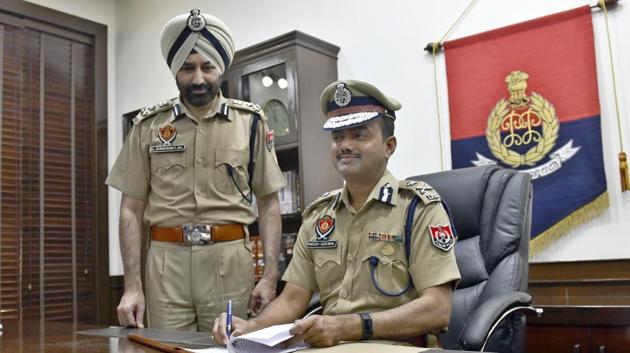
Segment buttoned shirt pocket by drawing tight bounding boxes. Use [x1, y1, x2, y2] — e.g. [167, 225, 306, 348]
[149, 151, 187, 196]
[214, 149, 250, 195]
[313, 250, 342, 295]
[361, 242, 410, 296]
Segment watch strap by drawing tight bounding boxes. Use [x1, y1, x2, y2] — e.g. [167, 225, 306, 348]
[358, 312, 373, 340]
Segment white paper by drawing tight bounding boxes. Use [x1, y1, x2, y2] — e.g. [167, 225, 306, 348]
[226, 324, 307, 353]
[184, 348, 229, 353]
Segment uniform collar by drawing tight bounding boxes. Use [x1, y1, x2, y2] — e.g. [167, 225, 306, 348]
[176, 91, 231, 123]
[338, 169, 399, 211]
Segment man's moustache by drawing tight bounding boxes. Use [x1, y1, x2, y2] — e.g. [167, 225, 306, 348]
[337, 153, 360, 159]
[188, 84, 212, 93]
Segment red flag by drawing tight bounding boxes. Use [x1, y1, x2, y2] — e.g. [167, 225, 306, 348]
[444, 6, 608, 254]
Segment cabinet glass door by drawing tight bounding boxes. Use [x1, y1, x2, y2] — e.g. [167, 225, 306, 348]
[241, 62, 296, 147]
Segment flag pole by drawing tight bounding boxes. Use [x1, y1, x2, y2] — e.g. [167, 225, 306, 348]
[591, 0, 619, 9]
[424, 0, 621, 54]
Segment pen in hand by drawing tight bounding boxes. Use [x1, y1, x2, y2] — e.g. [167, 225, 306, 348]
[226, 300, 233, 338]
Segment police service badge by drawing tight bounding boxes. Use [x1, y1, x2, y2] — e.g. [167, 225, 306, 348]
[429, 224, 455, 252]
[307, 215, 337, 249]
[472, 70, 580, 180]
[187, 9, 206, 32]
[333, 83, 352, 107]
[158, 124, 177, 145]
[380, 244, 396, 256]
[315, 215, 335, 239]
[266, 130, 275, 152]
[150, 124, 185, 153]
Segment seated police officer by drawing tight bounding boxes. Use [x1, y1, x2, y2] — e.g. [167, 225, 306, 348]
[212, 80, 461, 347]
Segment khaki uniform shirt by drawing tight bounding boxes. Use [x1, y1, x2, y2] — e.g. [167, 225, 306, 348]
[106, 93, 286, 226]
[283, 170, 460, 315]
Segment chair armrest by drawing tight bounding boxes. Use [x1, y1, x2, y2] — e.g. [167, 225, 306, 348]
[458, 291, 533, 351]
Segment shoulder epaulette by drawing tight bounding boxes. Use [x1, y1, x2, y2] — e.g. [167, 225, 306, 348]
[399, 180, 441, 204]
[228, 99, 265, 119]
[133, 98, 176, 125]
[302, 189, 342, 217]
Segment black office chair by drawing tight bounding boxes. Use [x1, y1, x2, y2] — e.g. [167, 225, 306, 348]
[408, 165, 542, 353]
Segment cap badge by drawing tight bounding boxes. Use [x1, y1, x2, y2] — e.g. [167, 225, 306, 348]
[333, 83, 352, 107]
[429, 224, 455, 252]
[187, 9, 206, 32]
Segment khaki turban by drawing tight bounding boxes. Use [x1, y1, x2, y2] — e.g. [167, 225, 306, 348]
[160, 9, 235, 76]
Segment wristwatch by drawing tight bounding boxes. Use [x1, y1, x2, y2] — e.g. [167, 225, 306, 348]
[358, 312, 373, 340]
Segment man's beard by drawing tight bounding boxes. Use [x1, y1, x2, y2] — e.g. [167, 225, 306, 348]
[178, 79, 221, 107]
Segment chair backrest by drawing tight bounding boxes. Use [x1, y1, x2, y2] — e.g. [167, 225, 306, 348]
[408, 165, 532, 352]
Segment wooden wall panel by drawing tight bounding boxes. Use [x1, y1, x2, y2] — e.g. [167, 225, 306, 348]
[529, 259, 630, 306]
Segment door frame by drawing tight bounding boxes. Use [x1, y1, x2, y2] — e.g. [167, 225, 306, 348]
[0, 0, 108, 324]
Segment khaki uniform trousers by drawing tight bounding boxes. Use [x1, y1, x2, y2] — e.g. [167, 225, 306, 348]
[145, 240, 254, 331]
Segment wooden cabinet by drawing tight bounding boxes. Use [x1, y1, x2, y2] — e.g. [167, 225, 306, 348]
[528, 320, 630, 353]
[527, 305, 630, 353]
[528, 325, 589, 353]
[590, 326, 630, 353]
[223, 31, 343, 275]
[527, 260, 630, 353]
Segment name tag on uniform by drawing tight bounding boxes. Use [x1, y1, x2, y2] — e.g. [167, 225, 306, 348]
[306, 240, 337, 249]
[149, 144, 186, 153]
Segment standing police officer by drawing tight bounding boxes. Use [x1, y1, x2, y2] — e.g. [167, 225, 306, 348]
[106, 9, 285, 331]
[212, 80, 460, 347]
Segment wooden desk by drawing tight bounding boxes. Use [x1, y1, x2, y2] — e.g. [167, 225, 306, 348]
[0, 319, 476, 353]
[0, 319, 161, 353]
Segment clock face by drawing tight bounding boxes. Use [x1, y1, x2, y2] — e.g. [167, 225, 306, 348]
[263, 99, 291, 138]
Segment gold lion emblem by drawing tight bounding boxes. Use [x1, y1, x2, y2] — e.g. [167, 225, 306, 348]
[486, 71, 559, 168]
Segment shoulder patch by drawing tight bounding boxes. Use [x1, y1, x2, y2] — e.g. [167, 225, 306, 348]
[133, 99, 176, 125]
[302, 189, 342, 218]
[228, 99, 263, 115]
[399, 180, 441, 204]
